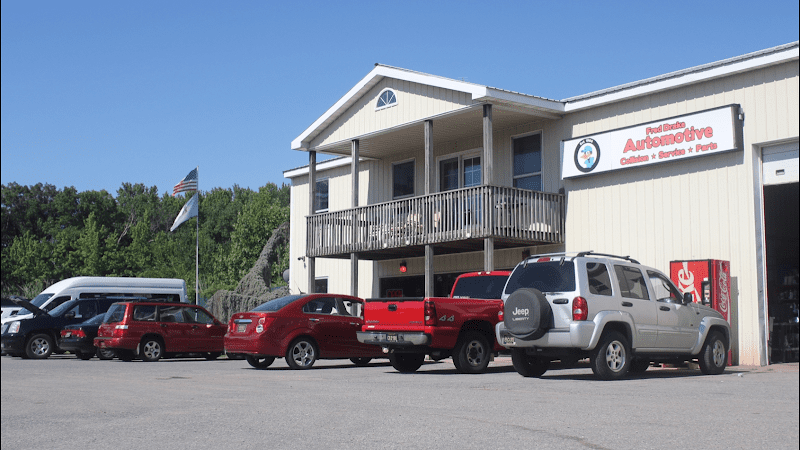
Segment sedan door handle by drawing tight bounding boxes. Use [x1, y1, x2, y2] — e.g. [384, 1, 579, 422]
[660, 306, 671, 311]
[309, 318, 320, 322]
[350, 322, 360, 326]
[621, 302, 633, 307]
[160, 324, 168, 328]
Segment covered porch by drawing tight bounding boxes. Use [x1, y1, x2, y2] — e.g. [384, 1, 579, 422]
[307, 184, 564, 260]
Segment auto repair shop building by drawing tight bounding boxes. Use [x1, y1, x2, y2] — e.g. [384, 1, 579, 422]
[284, 41, 799, 366]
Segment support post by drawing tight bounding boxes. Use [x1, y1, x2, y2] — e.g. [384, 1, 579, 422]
[351, 140, 359, 297]
[424, 120, 435, 298]
[483, 104, 493, 185]
[483, 105, 494, 272]
[425, 245, 434, 298]
[484, 238, 494, 272]
[308, 151, 316, 294]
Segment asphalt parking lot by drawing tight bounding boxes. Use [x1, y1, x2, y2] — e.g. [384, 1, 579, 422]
[2, 354, 798, 450]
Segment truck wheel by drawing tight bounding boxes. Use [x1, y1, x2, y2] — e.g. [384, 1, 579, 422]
[25, 333, 54, 359]
[453, 332, 491, 374]
[698, 330, 728, 375]
[286, 338, 318, 369]
[140, 338, 164, 362]
[246, 355, 275, 369]
[590, 331, 631, 380]
[390, 353, 424, 373]
[511, 348, 550, 377]
[350, 357, 372, 366]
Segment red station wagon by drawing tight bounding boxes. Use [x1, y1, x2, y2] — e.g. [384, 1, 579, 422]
[94, 301, 226, 362]
[225, 294, 384, 370]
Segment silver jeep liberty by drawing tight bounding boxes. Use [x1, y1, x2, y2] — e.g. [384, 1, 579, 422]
[495, 252, 731, 380]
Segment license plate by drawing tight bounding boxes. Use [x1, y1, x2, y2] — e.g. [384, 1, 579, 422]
[502, 335, 516, 345]
[237, 324, 247, 333]
[386, 334, 398, 342]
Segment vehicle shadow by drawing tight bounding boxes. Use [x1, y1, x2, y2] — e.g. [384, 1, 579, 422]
[538, 364, 747, 380]
[239, 359, 395, 371]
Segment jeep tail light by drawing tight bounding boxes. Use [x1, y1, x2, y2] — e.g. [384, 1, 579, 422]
[424, 300, 437, 326]
[572, 297, 588, 321]
[498, 303, 504, 321]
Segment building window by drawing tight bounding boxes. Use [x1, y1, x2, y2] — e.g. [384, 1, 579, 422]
[314, 178, 328, 213]
[513, 133, 542, 191]
[438, 151, 481, 192]
[376, 88, 397, 110]
[393, 160, 415, 199]
[314, 278, 328, 294]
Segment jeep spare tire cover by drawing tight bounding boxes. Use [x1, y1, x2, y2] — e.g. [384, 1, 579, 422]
[504, 288, 552, 340]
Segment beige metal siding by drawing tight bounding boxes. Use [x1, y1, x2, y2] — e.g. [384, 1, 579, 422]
[311, 78, 473, 148]
[561, 61, 799, 365]
[288, 160, 377, 295]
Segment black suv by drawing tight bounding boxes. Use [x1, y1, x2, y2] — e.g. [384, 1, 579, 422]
[2, 297, 120, 359]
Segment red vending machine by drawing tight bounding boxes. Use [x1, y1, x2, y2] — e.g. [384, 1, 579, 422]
[670, 259, 732, 364]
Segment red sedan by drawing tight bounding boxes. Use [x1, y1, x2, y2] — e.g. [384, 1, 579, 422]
[224, 294, 384, 369]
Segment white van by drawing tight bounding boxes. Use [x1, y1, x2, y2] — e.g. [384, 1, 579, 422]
[0, 277, 187, 326]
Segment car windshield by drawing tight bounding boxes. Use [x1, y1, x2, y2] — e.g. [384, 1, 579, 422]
[47, 299, 79, 317]
[504, 261, 576, 294]
[252, 295, 304, 312]
[17, 293, 54, 315]
[451, 275, 508, 299]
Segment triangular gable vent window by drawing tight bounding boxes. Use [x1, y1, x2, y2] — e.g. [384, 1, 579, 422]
[376, 89, 397, 110]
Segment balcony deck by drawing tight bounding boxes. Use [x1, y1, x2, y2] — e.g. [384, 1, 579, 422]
[307, 185, 565, 260]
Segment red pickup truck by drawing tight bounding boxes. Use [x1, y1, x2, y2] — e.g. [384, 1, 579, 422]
[356, 271, 510, 374]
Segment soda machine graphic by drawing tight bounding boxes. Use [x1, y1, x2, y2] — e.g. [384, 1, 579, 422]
[670, 259, 732, 364]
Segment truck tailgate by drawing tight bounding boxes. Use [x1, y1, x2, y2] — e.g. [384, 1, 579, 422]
[363, 297, 425, 330]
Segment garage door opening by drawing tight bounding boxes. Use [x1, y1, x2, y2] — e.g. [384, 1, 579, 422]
[764, 181, 799, 364]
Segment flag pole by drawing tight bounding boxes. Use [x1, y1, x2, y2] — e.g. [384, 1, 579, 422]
[195, 165, 199, 305]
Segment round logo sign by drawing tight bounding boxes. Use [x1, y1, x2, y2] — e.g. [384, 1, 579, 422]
[574, 138, 600, 173]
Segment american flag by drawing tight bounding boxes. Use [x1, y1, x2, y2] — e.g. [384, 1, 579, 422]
[172, 168, 198, 196]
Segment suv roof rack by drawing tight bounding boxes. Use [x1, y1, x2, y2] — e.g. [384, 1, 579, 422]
[576, 251, 640, 265]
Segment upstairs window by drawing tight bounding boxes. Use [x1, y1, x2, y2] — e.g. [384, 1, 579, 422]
[513, 133, 542, 191]
[393, 160, 415, 199]
[376, 88, 397, 110]
[314, 178, 329, 213]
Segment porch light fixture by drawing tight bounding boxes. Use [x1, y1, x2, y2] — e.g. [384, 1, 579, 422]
[399, 261, 407, 273]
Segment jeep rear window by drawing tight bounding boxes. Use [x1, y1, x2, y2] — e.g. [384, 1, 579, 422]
[505, 261, 576, 294]
[585, 262, 613, 296]
[451, 275, 508, 299]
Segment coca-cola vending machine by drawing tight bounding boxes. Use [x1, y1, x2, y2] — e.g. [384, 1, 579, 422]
[670, 259, 732, 364]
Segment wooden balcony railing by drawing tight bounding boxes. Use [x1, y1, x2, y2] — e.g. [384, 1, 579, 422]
[306, 185, 564, 258]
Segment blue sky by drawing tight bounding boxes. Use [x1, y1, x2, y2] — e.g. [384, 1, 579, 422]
[2, 0, 798, 197]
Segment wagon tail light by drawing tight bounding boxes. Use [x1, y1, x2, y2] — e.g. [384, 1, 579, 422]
[572, 297, 588, 321]
[424, 300, 437, 326]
